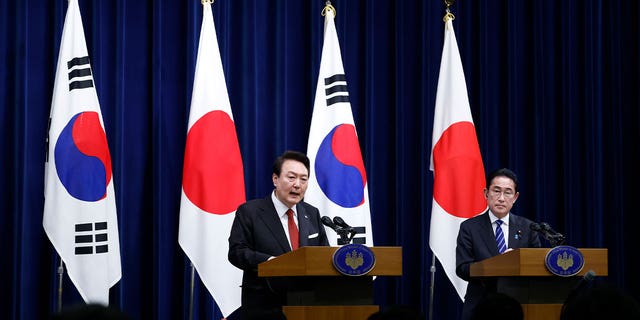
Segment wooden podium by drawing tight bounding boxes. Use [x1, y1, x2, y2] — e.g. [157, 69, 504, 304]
[470, 248, 608, 320]
[258, 246, 402, 320]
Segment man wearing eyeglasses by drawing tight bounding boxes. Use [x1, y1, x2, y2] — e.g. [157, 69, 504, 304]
[455, 168, 541, 320]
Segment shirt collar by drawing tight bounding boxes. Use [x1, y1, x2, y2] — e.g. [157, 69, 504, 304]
[271, 190, 297, 218]
[489, 210, 510, 226]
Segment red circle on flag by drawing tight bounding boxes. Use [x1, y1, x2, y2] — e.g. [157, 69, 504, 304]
[432, 122, 486, 218]
[72, 111, 113, 189]
[331, 124, 367, 188]
[183, 110, 246, 214]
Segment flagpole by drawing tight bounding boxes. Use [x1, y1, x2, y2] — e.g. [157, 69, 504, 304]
[188, 262, 195, 320]
[179, 0, 245, 317]
[428, 2, 457, 320]
[322, 0, 335, 17]
[429, 255, 435, 320]
[57, 256, 64, 312]
[184, 5, 212, 320]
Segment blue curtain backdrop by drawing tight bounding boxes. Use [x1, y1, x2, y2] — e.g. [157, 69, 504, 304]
[2, 0, 639, 319]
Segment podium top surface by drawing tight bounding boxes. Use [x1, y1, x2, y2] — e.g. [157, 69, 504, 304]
[258, 246, 402, 277]
[470, 248, 608, 277]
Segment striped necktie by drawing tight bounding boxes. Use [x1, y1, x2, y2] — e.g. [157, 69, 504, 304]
[495, 219, 506, 254]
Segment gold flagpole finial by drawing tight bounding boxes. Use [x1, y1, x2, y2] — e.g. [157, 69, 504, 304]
[322, 1, 336, 17]
[442, 0, 456, 22]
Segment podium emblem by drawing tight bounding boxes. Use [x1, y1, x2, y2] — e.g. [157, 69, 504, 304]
[544, 245, 585, 276]
[332, 243, 376, 276]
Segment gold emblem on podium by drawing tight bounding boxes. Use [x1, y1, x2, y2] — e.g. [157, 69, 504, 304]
[345, 249, 364, 270]
[333, 244, 376, 276]
[545, 245, 584, 276]
[556, 251, 574, 271]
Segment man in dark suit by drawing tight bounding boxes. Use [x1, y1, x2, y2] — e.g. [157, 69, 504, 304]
[228, 150, 330, 319]
[456, 168, 541, 320]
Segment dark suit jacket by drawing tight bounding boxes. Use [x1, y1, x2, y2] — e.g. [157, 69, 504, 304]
[456, 211, 541, 320]
[228, 196, 329, 311]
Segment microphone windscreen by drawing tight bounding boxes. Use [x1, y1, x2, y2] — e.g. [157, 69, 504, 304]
[583, 270, 596, 281]
[333, 216, 351, 228]
[321, 216, 338, 230]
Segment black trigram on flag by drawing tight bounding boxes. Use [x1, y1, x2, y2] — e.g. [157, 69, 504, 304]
[324, 74, 350, 107]
[67, 56, 94, 91]
[75, 222, 109, 255]
[337, 226, 367, 246]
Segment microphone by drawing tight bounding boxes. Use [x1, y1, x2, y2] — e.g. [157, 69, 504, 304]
[324, 216, 357, 245]
[530, 222, 551, 238]
[333, 216, 353, 230]
[540, 222, 566, 245]
[564, 270, 596, 307]
[540, 222, 561, 236]
[321, 216, 339, 232]
[530, 222, 565, 246]
[581, 270, 596, 283]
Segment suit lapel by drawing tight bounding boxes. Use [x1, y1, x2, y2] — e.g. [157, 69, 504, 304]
[479, 211, 500, 256]
[297, 205, 310, 247]
[508, 214, 524, 249]
[258, 197, 292, 252]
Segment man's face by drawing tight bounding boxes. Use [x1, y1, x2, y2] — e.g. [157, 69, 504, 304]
[273, 159, 309, 208]
[484, 176, 519, 219]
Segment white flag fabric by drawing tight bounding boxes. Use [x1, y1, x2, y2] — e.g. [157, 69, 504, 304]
[305, 6, 373, 247]
[429, 17, 486, 300]
[43, 0, 121, 305]
[178, 2, 245, 317]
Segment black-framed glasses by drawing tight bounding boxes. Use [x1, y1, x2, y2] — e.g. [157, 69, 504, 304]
[489, 189, 515, 199]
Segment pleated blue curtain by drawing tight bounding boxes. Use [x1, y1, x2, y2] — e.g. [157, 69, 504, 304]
[2, 1, 639, 319]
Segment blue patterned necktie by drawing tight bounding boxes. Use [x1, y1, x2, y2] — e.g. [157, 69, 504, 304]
[495, 220, 507, 254]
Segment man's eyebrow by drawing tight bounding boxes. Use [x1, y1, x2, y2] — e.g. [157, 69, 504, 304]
[285, 171, 308, 177]
[492, 186, 514, 190]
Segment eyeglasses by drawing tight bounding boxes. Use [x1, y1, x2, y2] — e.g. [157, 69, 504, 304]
[488, 189, 515, 199]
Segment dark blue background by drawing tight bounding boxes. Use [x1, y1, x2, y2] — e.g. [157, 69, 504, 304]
[2, 0, 639, 319]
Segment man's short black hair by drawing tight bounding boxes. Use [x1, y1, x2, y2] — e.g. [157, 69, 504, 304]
[272, 150, 310, 177]
[486, 168, 519, 192]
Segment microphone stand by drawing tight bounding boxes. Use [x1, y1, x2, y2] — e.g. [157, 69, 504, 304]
[548, 233, 566, 247]
[531, 223, 566, 247]
[336, 227, 357, 245]
[543, 224, 566, 247]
